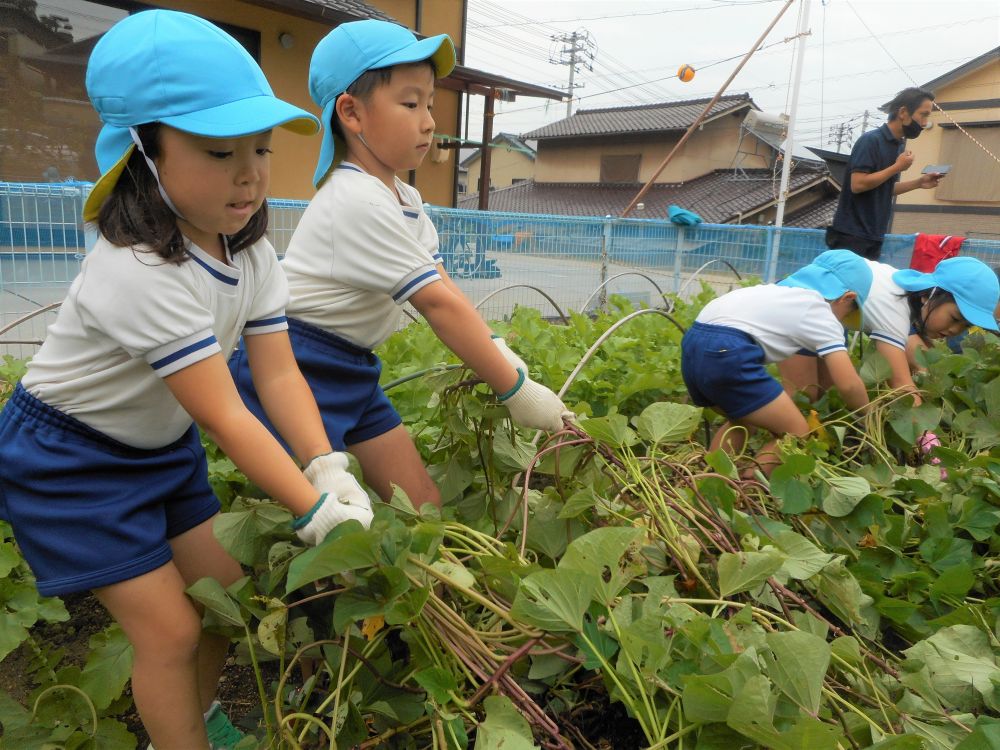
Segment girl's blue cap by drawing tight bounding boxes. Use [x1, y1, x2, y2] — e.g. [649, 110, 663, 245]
[778, 249, 874, 306]
[309, 20, 456, 186]
[83, 10, 319, 221]
[893, 257, 1000, 331]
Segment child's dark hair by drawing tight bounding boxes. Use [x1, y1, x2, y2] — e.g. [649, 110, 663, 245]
[903, 287, 956, 343]
[96, 123, 268, 263]
[883, 87, 934, 120]
[329, 60, 436, 141]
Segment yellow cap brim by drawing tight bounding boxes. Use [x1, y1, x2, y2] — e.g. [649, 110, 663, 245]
[83, 144, 135, 223]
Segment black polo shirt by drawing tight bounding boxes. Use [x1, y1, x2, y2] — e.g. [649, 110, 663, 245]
[830, 124, 904, 242]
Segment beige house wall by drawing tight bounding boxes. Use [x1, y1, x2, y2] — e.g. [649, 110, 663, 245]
[533, 114, 772, 184]
[465, 146, 535, 192]
[1, 0, 464, 204]
[892, 60, 1000, 214]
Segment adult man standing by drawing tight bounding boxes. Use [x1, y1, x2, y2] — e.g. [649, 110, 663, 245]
[827, 87, 945, 261]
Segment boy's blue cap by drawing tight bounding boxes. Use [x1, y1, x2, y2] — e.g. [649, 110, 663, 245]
[778, 249, 873, 306]
[893, 256, 999, 331]
[309, 20, 456, 186]
[83, 10, 319, 221]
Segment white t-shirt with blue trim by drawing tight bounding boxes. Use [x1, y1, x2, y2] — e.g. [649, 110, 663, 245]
[856, 260, 911, 350]
[695, 284, 847, 363]
[281, 162, 442, 350]
[22, 236, 288, 448]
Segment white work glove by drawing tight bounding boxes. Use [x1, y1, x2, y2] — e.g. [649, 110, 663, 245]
[491, 334, 528, 373]
[293, 452, 373, 545]
[498, 369, 572, 432]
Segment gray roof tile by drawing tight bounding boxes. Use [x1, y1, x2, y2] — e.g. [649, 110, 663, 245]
[523, 94, 753, 140]
[458, 163, 834, 226]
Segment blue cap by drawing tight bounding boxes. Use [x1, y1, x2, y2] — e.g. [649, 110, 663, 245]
[309, 20, 456, 186]
[83, 10, 319, 221]
[893, 256, 999, 331]
[778, 250, 873, 306]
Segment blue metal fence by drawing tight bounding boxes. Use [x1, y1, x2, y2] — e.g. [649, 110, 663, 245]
[4, 180, 1000, 357]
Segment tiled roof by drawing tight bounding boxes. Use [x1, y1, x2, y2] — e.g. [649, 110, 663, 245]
[458, 163, 835, 226]
[522, 94, 754, 140]
[784, 196, 837, 229]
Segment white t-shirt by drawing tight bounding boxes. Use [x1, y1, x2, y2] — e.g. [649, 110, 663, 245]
[856, 260, 911, 350]
[22, 236, 288, 448]
[281, 163, 443, 350]
[695, 284, 847, 363]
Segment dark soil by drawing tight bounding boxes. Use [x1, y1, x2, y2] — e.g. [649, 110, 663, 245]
[0, 590, 273, 748]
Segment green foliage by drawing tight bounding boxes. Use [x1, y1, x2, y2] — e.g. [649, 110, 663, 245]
[2, 295, 999, 749]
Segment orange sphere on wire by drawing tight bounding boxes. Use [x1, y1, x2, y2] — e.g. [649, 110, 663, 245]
[678, 64, 695, 83]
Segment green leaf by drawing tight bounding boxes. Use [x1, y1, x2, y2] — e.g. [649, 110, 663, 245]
[705, 449, 738, 479]
[820, 475, 871, 517]
[771, 531, 837, 580]
[830, 636, 863, 667]
[78, 626, 132, 711]
[510, 568, 594, 633]
[579, 414, 638, 447]
[560, 526, 645, 606]
[717, 550, 784, 597]
[186, 577, 244, 628]
[285, 525, 379, 592]
[888, 402, 941, 444]
[954, 718, 1000, 750]
[415, 666, 458, 704]
[902, 625, 1000, 711]
[632, 401, 702, 444]
[214, 503, 290, 565]
[770, 454, 817, 514]
[866, 737, 926, 750]
[474, 695, 537, 750]
[763, 630, 830, 714]
[257, 607, 287, 656]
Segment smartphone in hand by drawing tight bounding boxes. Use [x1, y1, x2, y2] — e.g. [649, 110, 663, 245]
[921, 164, 951, 174]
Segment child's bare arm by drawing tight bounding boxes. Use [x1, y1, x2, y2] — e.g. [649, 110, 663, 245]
[242, 331, 332, 464]
[164, 354, 319, 517]
[821, 350, 870, 413]
[873, 340, 921, 405]
[409, 281, 518, 393]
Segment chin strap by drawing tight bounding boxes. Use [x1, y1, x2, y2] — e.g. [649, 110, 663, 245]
[129, 127, 186, 220]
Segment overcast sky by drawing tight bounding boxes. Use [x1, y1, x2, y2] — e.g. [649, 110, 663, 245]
[462, 0, 999, 155]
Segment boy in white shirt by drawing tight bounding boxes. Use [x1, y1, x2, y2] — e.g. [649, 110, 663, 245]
[681, 250, 873, 476]
[231, 20, 571, 508]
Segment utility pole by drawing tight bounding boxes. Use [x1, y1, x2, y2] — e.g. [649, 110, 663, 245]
[550, 29, 595, 118]
[861, 109, 871, 133]
[828, 121, 853, 152]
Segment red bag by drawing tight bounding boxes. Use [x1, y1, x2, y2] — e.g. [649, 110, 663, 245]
[909, 233, 964, 272]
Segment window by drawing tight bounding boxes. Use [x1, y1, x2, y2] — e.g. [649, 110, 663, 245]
[935, 126, 1000, 202]
[511, 177, 527, 185]
[600, 154, 641, 183]
[0, 1, 260, 182]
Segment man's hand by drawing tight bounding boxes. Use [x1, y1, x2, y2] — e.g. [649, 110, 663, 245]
[894, 150, 915, 173]
[917, 171, 944, 189]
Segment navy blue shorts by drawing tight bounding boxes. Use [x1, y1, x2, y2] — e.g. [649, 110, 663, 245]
[0, 385, 219, 597]
[229, 317, 402, 452]
[681, 322, 784, 420]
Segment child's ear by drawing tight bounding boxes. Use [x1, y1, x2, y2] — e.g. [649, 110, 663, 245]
[335, 93, 363, 135]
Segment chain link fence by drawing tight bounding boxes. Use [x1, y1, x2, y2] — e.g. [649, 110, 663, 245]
[4, 181, 999, 358]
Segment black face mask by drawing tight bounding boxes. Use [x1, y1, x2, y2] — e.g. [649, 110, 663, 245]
[902, 119, 924, 139]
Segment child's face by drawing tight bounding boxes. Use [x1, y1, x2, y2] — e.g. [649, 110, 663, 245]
[354, 63, 436, 176]
[155, 126, 272, 252]
[921, 299, 968, 339]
